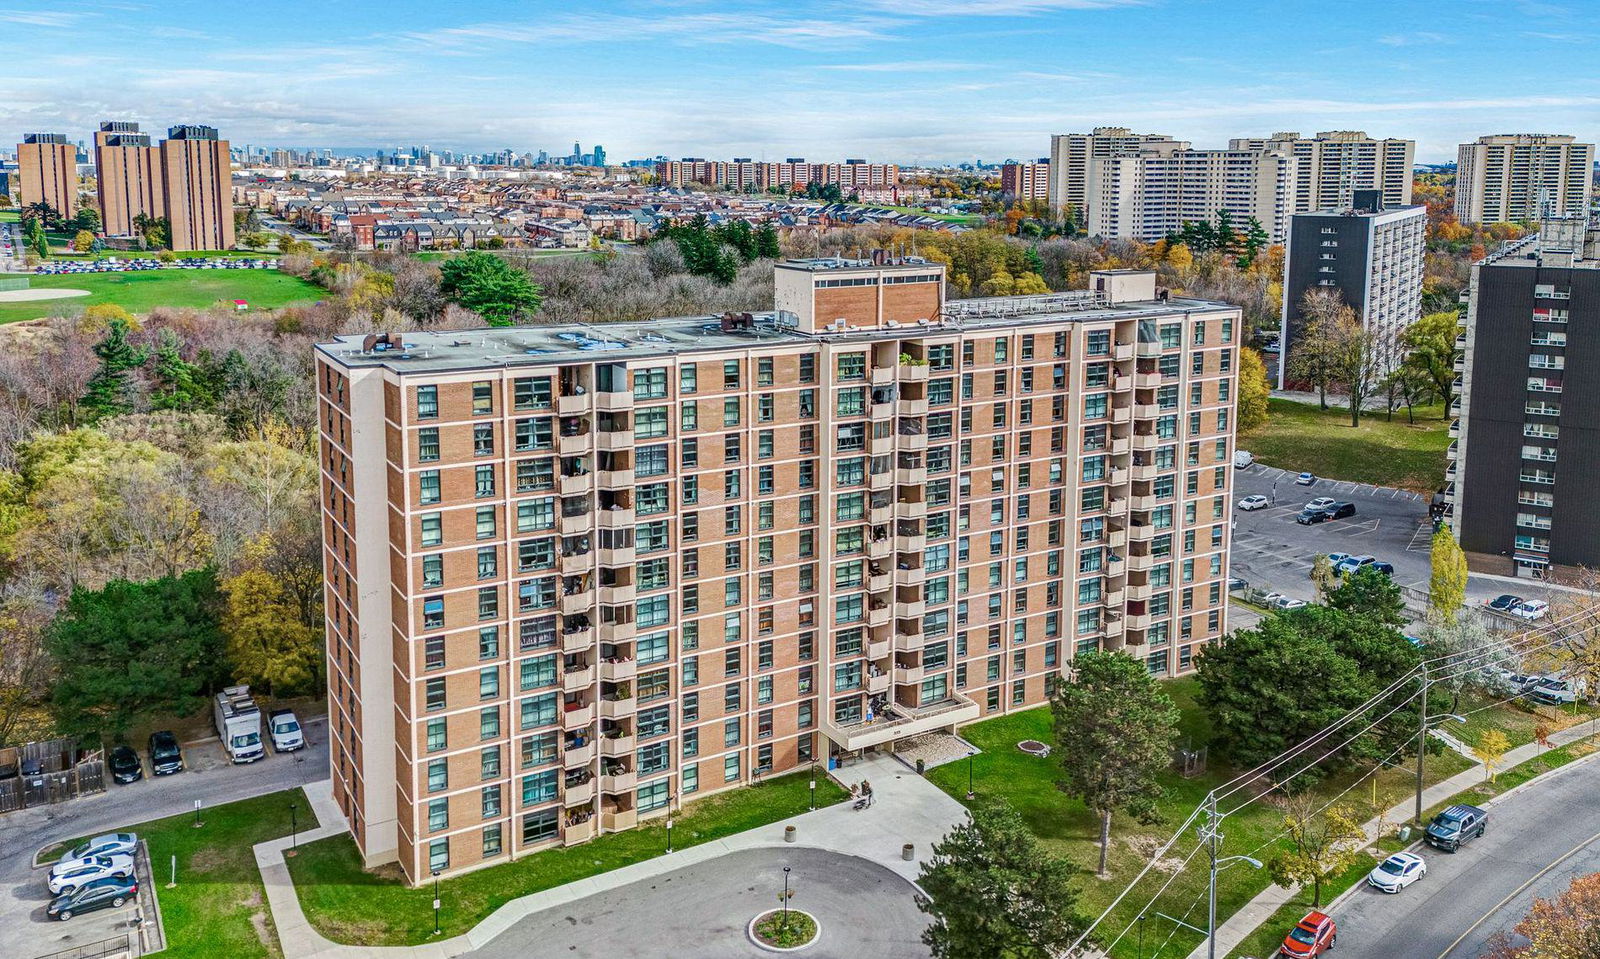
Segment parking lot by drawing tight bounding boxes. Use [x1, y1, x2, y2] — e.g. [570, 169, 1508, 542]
[1230, 464, 1569, 617]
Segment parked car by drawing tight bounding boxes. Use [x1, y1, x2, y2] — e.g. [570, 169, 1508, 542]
[48, 876, 138, 921]
[66, 833, 138, 861]
[107, 746, 142, 785]
[1367, 851, 1426, 893]
[1335, 555, 1377, 575]
[1228, 576, 1248, 592]
[1323, 502, 1357, 519]
[48, 854, 134, 895]
[1370, 561, 1395, 577]
[1238, 495, 1269, 511]
[1486, 594, 1526, 613]
[1270, 595, 1308, 611]
[268, 709, 305, 752]
[1425, 804, 1487, 852]
[1279, 911, 1337, 957]
[1306, 497, 1337, 512]
[1531, 677, 1583, 705]
[1295, 472, 1317, 486]
[1324, 552, 1352, 568]
[1234, 450, 1255, 468]
[148, 730, 183, 775]
[1511, 599, 1550, 621]
[1296, 508, 1331, 525]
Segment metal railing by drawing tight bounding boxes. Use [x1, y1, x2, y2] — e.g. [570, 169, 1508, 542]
[30, 935, 129, 959]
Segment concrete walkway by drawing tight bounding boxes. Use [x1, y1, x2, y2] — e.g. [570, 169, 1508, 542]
[256, 753, 964, 959]
[1189, 719, 1600, 959]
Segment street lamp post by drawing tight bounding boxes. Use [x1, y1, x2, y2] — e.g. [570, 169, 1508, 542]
[808, 762, 817, 811]
[965, 751, 975, 800]
[782, 866, 792, 931]
[666, 813, 674, 853]
[431, 869, 441, 937]
[1414, 664, 1468, 825]
[1202, 792, 1262, 959]
[288, 800, 298, 856]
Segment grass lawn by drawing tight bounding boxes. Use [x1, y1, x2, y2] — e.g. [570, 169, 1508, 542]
[287, 769, 847, 945]
[43, 787, 306, 959]
[47, 249, 282, 261]
[1241, 398, 1449, 492]
[0, 269, 322, 324]
[0, 210, 19, 222]
[926, 679, 1473, 959]
[1450, 689, 1600, 751]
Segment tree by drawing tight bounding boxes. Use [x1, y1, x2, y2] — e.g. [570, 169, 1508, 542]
[1310, 554, 1336, 598]
[71, 230, 94, 253]
[1481, 871, 1600, 959]
[22, 201, 61, 229]
[1429, 527, 1468, 624]
[222, 565, 322, 695]
[916, 800, 1084, 959]
[70, 207, 101, 234]
[81, 318, 150, 420]
[1475, 729, 1510, 783]
[149, 330, 211, 412]
[1402, 311, 1460, 409]
[437, 251, 543, 326]
[1324, 566, 1407, 627]
[1237, 216, 1270, 268]
[1238, 347, 1271, 433]
[46, 569, 228, 737]
[1267, 797, 1365, 907]
[1051, 650, 1181, 876]
[754, 222, 782, 259]
[1287, 289, 1354, 410]
[241, 231, 271, 251]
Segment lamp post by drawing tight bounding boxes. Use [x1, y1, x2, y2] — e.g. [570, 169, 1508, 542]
[666, 812, 674, 853]
[431, 869, 441, 937]
[1202, 792, 1262, 959]
[782, 865, 792, 931]
[1414, 668, 1468, 825]
[808, 762, 817, 811]
[287, 800, 298, 857]
[965, 751, 975, 800]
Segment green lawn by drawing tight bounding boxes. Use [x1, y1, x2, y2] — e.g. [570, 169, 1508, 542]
[0, 269, 322, 324]
[926, 680, 1473, 959]
[0, 210, 19, 222]
[44, 788, 306, 959]
[1450, 689, 1600, 751]
[287, 769, 847, 945]
[1242, 398, 1449, 492]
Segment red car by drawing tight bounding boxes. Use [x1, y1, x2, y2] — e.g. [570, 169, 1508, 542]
[1280, 911, 1336, 957]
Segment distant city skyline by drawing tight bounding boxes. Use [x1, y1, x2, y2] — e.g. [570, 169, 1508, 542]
[2, 0, 1598, 164]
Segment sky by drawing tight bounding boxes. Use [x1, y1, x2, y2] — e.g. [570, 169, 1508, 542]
[2, 0, 1598, 165]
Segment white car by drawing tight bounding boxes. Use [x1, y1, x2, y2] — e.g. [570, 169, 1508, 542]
[1296, 472, 1317, 486]
[1306, 497, 1337, 512]
[1368, 852, 1426, 893]
[1510, 600, 1549, 621]
[269, 709, 305, 752]
[65, 833, 138, 862]
[48, 854, 134, 895]
[1233, 450, 1255, 468]
[1238, 495, 1269, 511]
[1269, 594, 1308, 611]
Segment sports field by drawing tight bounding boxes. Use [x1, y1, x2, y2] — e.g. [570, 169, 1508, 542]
[0, 268, 323, 324]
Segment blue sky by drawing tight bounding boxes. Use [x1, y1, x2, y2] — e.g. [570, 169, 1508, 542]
[2, 0, 1598, 164]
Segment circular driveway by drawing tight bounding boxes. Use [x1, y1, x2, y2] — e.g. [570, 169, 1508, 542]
[466, 846, 930, 959]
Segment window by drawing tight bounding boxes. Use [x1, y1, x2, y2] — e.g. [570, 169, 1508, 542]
[638, 778, 671, 811]
[513, 376, 551, 410]
[521, 809, 558, 845]
[837, 353, 867, 380]
[428, 839, 449, 873]
[417, 385, 438, 419]
[419, 471, 441, 505]
[472, 381, 494, 415]
[418, 427, 440, 462]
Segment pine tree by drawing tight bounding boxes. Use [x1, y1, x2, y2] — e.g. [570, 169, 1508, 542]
[81, 318, 150, 420]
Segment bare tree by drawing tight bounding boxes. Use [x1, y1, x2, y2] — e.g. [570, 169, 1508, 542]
[1287, 289, 1353, 410]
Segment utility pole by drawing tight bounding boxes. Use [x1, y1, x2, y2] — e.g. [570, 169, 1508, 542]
[1415, 663, 1429, 825]
[1205, 791, 1219, 959]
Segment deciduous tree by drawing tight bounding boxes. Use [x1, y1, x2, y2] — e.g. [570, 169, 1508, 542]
[1402, 311, 1461, 409]
[916, 800, 1085, 959]
[1429, 528, 1468, 624]
[1325, 566, 1406, 627]
[1051, 650, 1181, 876]
[1237, 347, 1271, 433]
[222, 564, 322, 696]
[1475, 729, 1510, 783]
[1481, 871, 1600, 959]
[1267, 797, 1364, 907]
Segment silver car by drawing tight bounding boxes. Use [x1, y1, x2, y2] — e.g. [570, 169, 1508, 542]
[48, 854, 134, 895]
[65, 833, 138, 861]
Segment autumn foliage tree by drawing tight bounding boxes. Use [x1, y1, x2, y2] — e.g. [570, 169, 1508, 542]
[1267, 796, 1365, 907]
[1237, 347, 1271, 433]
[1481, 871, 1600, 959]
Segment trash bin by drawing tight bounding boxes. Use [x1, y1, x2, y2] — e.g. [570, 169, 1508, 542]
[1398, 826, 1412, 842]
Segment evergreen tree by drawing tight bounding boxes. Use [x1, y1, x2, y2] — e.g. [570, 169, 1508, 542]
[754, 222, 782, 259]
[149, 329, 211, 412]
[81, 318, 150, 420]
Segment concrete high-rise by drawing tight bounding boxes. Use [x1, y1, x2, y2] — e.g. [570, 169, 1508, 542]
[16, 133, 77, 220]
[1454, 135, 1595, 225]
[94, 122, 164, 239]
[159, 125, 234, 251]
[1279, 191, 1427, 384]
[314, 258, 1240, 883]
[1047, 127, 1188, 217]
[1085, 149, 1299, 243]
[1001, 160, 1050, 202]
[1452, 218, 1600, 578]
[1228, 132, 1415, 213]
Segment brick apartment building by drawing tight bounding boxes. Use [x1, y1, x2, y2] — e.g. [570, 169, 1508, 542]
[314, 258, 1240, 883]
[16, 132, 78, 220]
[1001, 160, 1050, 202]
[654, 158, 899, 192]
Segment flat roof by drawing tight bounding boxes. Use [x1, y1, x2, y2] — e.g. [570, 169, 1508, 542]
[316, 293, 1235, 375]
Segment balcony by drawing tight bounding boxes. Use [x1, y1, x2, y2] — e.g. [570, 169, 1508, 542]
[558, 472, 594, 497]
[596, 429, 633, 452]
[563, 703, 595, 729]
[894, 663, 925, 685]
[868, 536, 892, 561]
[898, 363, 930, 382]
[1111, 374, 1133, 393]
[1453, 355, 1465, 373]
[896, 429, 928, 451]
[556, 393, 591, 416]
[868, 571, 890, 593]
[559, 589, 594, 615]
[564, 778, 595, 805]
[599, 620, 636, 643]
[1103, 588, 1125, 607]
[895, 466, 927, 486]
[1128, 523, 1155, 542]
[1131, 463, 1158, 481]
[1446, 442, 1458, 461]
[1136, 340, 1162, 357]
[598, 545, 635, 567]
[594, 391, 633, 412]
[563, 664, 596, 692]
[820, 693, 979, 751]
[1131, 432, 1159, 450]
[870, 434, 893, 457]
[563, 815, 596, 844]
[561, 547, 595, 573]
[596, 468, 634, 489]
[893, 628, 924, 652]
[867, 604, 891, 627]
[1107, 466, 1129, 487]
[1134, 372, 1162, 389]
[564, 741, 595, 767]
[598, 582, 636, 605]
[599, 658, 636, 682]
[1113, 342, 1135, 361]
[562, 627, 594, 652]
[1130, 494, 1157, 511]
[894, 598, 926, 619]
[1103, 614, 1125, 638]
[871, 365, 896, 386]
[1106, 555, 1126, 578]
[557, 433, 589, 456]
[894, 532, 927, 553]
[869, 504, 893, 526]
[601, 769, 637, 792]
[1127, 613, 1152, 630]
[599, 695, 636, 719]
[602, 807, 638, 831]
[870, 399, 894, 420]
[1110, 406, 1132, 424]
[868, 468, 893, 492]
[1107, 528, 1127, 549]
[868, 671, 891, 694]
[1449, 420, 1461, 438]
[1128, 552, 1156, 572]
[600, 732, 636, 757]
[1127, 581, 1153, 601]
[1108, 496, 1128, 514]
[559, 512, 591, 536]
[1110, 436, 1131, 456]
[897, 396, 929, 417]
[893, 564, 925, 587]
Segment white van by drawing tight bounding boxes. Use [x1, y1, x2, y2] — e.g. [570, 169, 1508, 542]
[1233, 450, 1254, 469]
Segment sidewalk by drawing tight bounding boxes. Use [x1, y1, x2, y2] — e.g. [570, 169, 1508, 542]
[257, 753, 965, 958]
[1189, 719, 1600, 959]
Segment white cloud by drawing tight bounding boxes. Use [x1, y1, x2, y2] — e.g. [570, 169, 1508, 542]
[860, 0, 1143, 13]
[818, 60, 978, 72]
[0, 9, 81, 26]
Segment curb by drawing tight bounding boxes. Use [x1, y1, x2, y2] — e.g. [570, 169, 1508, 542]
[747, 909, 821, 953]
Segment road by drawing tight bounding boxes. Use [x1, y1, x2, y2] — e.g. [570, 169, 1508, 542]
[1324, 752, 1600, 959]
[465, 846, 929, 959]
[0, 718, 329, 959]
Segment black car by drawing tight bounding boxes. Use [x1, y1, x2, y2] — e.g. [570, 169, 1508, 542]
[1487, 594, 1525, 613]
[1324, 502, 1357, 520]
[1425, 803, 1487, 853]
[108, 746, 142, 785]
[48, 876, 138, 921]
[1296, 509, 1330, 525]
[148, 731, 183, 776]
